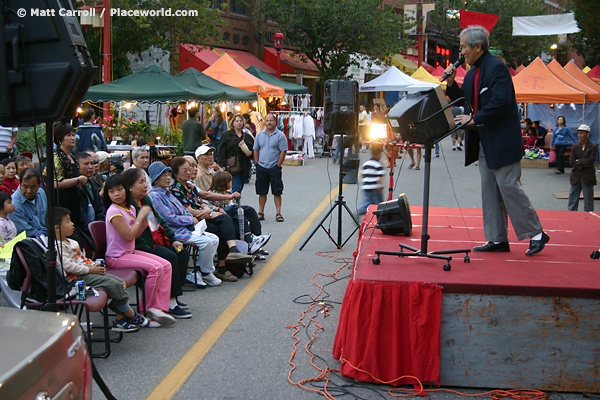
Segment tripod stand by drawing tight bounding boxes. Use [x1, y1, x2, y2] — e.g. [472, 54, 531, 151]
[371, 139, 471, 271]
[300, 134, 361, 250]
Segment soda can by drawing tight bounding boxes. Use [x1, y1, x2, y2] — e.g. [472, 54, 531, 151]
[96, 259, 105, 267]
[75, 280, 86, 300]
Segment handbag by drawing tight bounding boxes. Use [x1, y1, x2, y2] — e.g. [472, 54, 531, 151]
[152, 224, 171, 247]
[226, 131, 245, 175]
[548, 149, 557, 163]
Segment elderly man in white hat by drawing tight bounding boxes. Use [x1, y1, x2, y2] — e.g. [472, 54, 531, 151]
[195, 144, 221, 191]
[568, 124, 598, 212]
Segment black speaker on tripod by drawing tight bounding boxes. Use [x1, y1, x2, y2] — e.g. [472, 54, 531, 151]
[323, 79, 358, 136]
[0, 0, 96, 126]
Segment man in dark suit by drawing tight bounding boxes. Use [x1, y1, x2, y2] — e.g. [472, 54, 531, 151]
[445, 25, 549, 256]
[568, 124, 598, 212]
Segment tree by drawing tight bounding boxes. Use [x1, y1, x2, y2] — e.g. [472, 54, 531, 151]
[428, 0, 554, 68]
[252, 0, 414, 81]
[75, 0, 223, 83]
[571, 0, 600, 66]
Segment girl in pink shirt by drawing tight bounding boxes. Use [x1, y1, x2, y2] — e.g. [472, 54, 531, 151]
[103, 174, 175, 327]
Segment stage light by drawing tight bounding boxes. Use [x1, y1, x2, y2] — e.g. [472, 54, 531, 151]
[369, 123, 387, 141]
[76, 107, 83, 114]
[373, 194, 412, 236]
[124, 102, 132, 109]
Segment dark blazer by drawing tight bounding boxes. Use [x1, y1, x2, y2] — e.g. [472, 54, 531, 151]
[447, 51, 524, 169]
[569, 141, 598, 186]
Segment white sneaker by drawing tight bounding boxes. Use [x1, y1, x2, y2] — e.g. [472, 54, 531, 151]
[186, 271, 207, 287]
[147, 308, 176, 327]
[250, 233, 271, 254]
[202, 272, 222, 287]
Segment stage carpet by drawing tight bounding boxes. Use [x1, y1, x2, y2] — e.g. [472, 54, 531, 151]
[333, 206, 600, 390]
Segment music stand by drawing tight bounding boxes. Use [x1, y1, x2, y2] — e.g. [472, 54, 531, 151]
[371, 86, 472, 271]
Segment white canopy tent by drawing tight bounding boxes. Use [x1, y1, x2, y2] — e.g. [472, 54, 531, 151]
[359, 66, 439, 92]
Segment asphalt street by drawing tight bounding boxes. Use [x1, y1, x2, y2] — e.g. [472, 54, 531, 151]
[1, 139, 596, 400]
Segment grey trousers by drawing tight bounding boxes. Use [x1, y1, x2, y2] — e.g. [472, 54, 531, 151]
[478, 148, 542, 242]
[79, 273, 129, 313]
[568, 179, 594, 212]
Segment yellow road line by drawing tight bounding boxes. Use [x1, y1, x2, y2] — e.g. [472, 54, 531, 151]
[147, 185, 345, 400]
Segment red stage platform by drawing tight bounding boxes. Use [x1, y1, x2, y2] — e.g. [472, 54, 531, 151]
[333, 207, 600, 391]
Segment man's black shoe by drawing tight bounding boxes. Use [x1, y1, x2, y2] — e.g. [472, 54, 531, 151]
[473, 242, 510, 252]
[525, 232, 549, 256]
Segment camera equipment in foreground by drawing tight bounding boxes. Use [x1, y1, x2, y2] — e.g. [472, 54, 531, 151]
[300, 80, 361, 250]
[372, 85, 472, 271]
[373, 194, 412, 236]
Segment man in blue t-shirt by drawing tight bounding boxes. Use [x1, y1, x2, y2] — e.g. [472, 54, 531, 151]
[253, 113, 288, 222]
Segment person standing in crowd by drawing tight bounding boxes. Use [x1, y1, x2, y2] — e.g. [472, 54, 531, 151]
[11, 168, 47, 237]
[370, 103, 385, 123]
[445, 25, 549, 256]
[87, 150, 108, 194]
[551, 116, 577, 175]
[357, 145, 385, 215]
[77, 152, 104, 238]
[182, 107, 206, 157]
[253, 113, 287, 222]
[243, 113, 257, 136]
[205, 108, 228, 151]
[568, 124, 598, 212]
[74, 107, 107, 153]
[358, 105, 369, 151]
[0, 125, 17, 162]
[45, 120, 88, 235]
[217, 114, 254, 197]
[129, 146, 152, 188]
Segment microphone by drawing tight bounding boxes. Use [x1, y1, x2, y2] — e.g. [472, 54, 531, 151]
[440, 56, 465, 82]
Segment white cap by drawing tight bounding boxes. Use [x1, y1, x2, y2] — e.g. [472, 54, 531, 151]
[577, 124, 591, 132]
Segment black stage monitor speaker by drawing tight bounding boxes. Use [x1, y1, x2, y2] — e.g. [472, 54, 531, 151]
[0, 0, 96, 126]
[386, 85, 455, 145]
[373, 193, 412, 236]
[323, 79, 358, 135]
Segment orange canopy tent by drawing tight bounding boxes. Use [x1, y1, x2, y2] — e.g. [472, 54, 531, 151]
[587, 65, 600, 86]
[564, 60, 600, 94]
[203, 54, 285, 98]
[512, 57, 586, 104]
[547, 60, 600, 102]
[516, 65, 525, 73]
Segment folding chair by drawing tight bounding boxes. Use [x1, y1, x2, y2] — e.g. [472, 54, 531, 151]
[183, 243, 200, 292]
[88, 221, 147, 314]
[15, 247, 113, 358]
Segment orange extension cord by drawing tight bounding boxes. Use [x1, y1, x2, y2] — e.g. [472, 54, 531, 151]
[286, 249, 551, 400]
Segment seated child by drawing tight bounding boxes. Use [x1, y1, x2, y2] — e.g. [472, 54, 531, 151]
[51, 206, 148, 332]
[0, 192, 16, 243]
[208, 170, 270, 254]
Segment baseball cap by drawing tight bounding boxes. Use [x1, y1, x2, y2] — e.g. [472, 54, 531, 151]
[195, 145, 215, 159]
[96, 151, 109, 163]
[577, 124, 591, 132]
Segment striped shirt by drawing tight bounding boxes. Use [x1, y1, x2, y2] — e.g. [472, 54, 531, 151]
[361, 159, 384, 191]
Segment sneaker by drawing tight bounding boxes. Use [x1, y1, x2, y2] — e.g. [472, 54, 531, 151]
[127, 312, 150, 328]
[148, 320, 161, 328]
[257, 248, 269, 255]
[168, 306, 192, 319]
[202, 272, 222, 286]
[457, 146, 463, 151]
[254, 254, 267, 261]
[176, 299, 189, 310]
[226, 250, 252, 264]
[186, 271, 207, 288]
[215, 270, 238, 282]
[147, 308, 176, 327]
[250, 233, 271, 254]
[452, 147, 456, 151]
[111, 319, 140, 333]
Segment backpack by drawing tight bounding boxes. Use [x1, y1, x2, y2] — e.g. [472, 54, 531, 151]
[7, 238, 74, 305]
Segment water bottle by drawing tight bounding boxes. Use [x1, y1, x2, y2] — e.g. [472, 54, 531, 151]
[146, 212, 159, 232]
[237, 206, 244, 239]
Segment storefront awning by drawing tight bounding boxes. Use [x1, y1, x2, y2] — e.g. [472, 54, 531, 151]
[180, 44, 276, 75]
[390, 54, 418, 74]
[264, 47, 320, 76]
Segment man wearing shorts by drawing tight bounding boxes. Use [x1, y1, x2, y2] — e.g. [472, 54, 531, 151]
[253, 113, 288, 222]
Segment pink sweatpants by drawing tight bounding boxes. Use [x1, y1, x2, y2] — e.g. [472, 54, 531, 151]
[106, 250, 172, 312]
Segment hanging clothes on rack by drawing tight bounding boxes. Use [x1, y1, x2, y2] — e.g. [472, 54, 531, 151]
[302, 113, 316, 158]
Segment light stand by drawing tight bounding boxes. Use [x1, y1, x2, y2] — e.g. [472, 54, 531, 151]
[299, 134, 360, 250]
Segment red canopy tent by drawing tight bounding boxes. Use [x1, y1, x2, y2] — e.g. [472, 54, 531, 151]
[587, 65, 600, 86]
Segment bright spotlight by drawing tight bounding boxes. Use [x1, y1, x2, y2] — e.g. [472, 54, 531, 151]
[369, 123, 388, 141]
